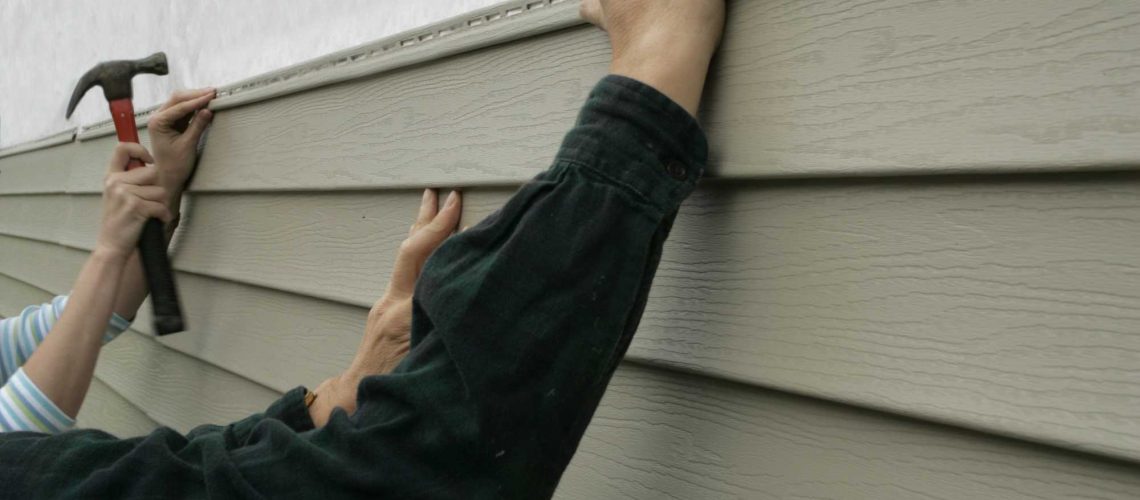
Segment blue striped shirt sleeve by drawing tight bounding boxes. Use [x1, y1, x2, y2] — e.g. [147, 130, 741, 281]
[0, 294, 132, 433]
[0, 295, 133, 382]
[0, 368, 75, 433]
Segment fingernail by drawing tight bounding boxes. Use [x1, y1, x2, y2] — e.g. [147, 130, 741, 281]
[446, 190, 459, 207]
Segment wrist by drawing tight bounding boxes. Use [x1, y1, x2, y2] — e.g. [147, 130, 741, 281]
[308, 373, 360, 427]
[333, 369, 366, 398]
[160, 180, 186, 206]
[156, 167, 191, 196]
[91, 243, 134, 265]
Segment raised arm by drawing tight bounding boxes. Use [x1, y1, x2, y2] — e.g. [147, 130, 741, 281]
[0, 91, 213, 434]
[16, 145, 174, 422]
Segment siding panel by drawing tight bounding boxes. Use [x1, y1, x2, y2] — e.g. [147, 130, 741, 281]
[5, 250, 1139, 499]
[95, 329, 281, 433]
[0, 142, 81, 195]
[558, 364, 1140, 500]
[0, 130, 152, 196]
[76, 378, 159, 437]
[2, 172, 1140, 460]
[132, 272, 363, 393]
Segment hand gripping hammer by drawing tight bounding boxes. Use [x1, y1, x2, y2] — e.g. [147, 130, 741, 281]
[66, 52, 185, 335]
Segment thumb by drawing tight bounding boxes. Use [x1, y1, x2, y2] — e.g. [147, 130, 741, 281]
[107, 142, 154, 174]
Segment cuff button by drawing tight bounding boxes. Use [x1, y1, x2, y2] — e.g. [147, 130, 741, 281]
[665, 160, 688, 181]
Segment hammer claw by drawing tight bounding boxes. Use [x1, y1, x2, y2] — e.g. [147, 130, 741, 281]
[64, 52, 168, 119]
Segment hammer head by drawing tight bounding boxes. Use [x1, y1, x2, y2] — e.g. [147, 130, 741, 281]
[65, 52, 168, 119]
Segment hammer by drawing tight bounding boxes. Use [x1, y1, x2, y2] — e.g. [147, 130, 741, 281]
[66, 52, 185, 335]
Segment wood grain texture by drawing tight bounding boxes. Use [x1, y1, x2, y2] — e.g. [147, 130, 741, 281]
[0, 234, 81, 294]
[190, 25, 607, 192]
[95, 329, 282, 433]
[76, 377, 159, 437]
[35, 191, 502, 306]
[0, 142, 82, 195]
[0, 195, 69, 242]
[180, 0, 1140, 192]
[558, 363, 1140, 500]
[131, 272, 364, 393]
[4, 173, 1140, 461]
[0, 272, 283, 434]
[637, 174, 1140, 460]
[0, 235, 354, 395]
[705, 0, 1140, 177]
[130, 178, 1140, 459]
[170, 190, 500, 306]
[0, 131, 152, 196]
[7, 262, 1136, 498]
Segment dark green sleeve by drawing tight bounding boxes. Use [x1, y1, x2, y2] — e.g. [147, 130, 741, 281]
[0, 75, 708, 500]
[347, 74, 710, 498]
[0, 387, 313, 498]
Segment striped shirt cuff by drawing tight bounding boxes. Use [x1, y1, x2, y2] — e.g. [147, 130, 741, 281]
[105, 312, 132, 344]
[0, 368, 75, 434]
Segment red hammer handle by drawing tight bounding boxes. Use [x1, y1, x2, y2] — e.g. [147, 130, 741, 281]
[108, 98, 185, 335]
[109, 99, 144, 166]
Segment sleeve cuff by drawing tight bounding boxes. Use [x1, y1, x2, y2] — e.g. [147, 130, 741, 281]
[103, 313, 132, 345]
[555, 74, 710, 213]
[0, 368, 75, 434]
[264, 387, 316, 433]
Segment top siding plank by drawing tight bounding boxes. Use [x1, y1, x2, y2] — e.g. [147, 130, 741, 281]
[0, 130, 150, 196]
[3, 1, 1138, 195]
[0, 143, 82, 195]
[178, 0, 1140, 192]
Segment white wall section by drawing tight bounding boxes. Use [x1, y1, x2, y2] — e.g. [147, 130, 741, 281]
[0, 0, 503, 147]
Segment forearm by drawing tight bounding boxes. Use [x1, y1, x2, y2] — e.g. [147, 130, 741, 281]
[22, 249, 128, 418]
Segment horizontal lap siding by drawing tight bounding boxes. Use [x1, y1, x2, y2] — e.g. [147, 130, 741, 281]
[3, 243, 1139, 500]
[76, 378, 158, 437]
[557, 364, 1140, 500]
[2, 172, 1139, 461]
[0, 143, 83, 195]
